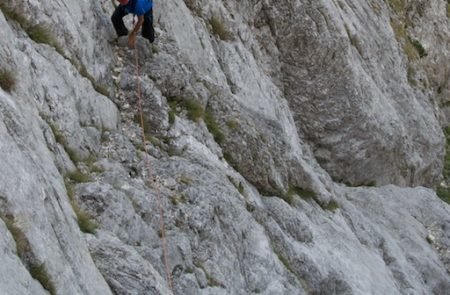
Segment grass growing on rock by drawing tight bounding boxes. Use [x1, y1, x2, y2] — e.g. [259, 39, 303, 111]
[167, 97, 225, 145]
[0, 68, 16, 92]
[209, 15, 233, 41]
[205, 111, 225, 144]
[385, 0, 406, 14]
[436, 127, 450, 204]
[64, 180, 98, 234]
[283, 186, 316, 205]
[2, 215, 29, 259]
[30, 263, 57, 295]
[1, 2, 109, 97]
[1, 215, 56, 294]
[167, 96, 204, 122]
[73, 204, 98, 234]
[0, 3, 64, 55]
[410, 38, 427, 58]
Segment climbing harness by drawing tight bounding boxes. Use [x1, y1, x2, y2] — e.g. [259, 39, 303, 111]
[133, 37, 174, 292]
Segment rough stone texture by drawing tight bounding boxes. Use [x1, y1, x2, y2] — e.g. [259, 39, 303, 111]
[0, 219, 47, 295]
[0, 89, 112, 294]
[0, 0, 449, 294]
[256, 0, 447, 187]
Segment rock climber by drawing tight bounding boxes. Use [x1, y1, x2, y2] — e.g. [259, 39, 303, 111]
[111, 0, 155, 49]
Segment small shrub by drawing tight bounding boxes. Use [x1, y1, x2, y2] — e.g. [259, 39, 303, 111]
[0, 68, 16, 92]
[204, 111, 224, 144]
[209, 16, 233, 41]
[29, 263, 56, 295]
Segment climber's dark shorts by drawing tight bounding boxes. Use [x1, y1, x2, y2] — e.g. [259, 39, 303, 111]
[111, 6, 155, 43]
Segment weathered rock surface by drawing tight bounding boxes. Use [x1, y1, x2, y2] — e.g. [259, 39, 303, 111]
[0, 0, 449, 294]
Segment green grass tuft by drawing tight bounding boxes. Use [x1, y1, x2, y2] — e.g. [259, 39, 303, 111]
[321, 200, 340, 211]
[0, 3, 63, 55]
[2, 215, 29, 259]
[167, 97, 204, 122]
[71, 201, 98, 234]
[0, 3, 28, 28]
[94, 84, 110, 97]
[0, 68, 16, 92]
[386, 0, 406, 14]
[48, 123, 66, 145]
[226, 119, 240, 130]
[286, 187, 316, 200]
[28, 25, 54, 44]
[437, 127, 450, 204]
[185, 99, 204, 122]
[410, 38, 427, 58]
[205, 111, 225, 144]
[30, 263, 57, 295]
[67, 170, 91, 183]
[209, 16, 233, 41]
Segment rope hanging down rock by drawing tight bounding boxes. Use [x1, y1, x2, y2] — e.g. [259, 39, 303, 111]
[133, 41, 174, 292]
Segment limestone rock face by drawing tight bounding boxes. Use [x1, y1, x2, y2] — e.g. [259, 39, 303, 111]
[0, 0, 449, 294]
[256, 0, 447, 187]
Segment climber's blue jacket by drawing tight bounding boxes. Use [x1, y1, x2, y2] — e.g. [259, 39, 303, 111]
[123, 0, 153, 16]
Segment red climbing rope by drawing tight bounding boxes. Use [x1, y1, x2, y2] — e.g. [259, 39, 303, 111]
[133, 42, 174, 292]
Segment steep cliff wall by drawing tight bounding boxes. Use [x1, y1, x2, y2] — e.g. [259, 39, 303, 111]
[0, 0, 449, 294]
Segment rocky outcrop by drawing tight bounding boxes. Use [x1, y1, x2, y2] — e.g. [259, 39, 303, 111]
[0, 0, 449, 294]
[255, 0, 447, 187]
